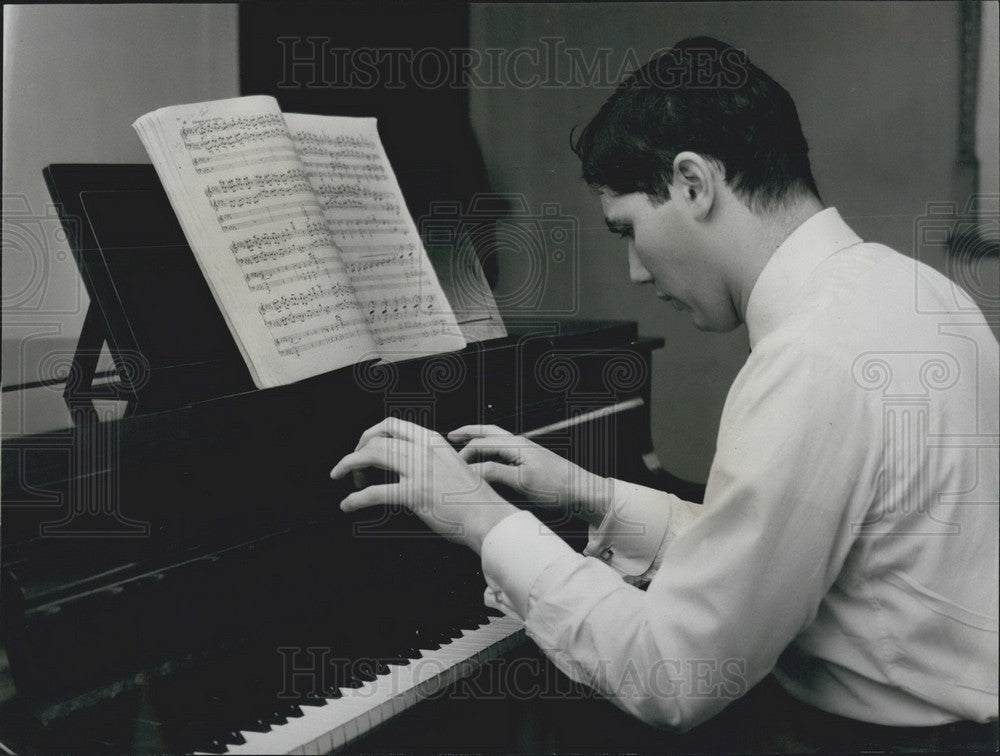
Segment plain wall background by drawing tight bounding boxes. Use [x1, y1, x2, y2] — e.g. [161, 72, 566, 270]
[469, 1, 1000, 481]
[2, 3, 239, 379]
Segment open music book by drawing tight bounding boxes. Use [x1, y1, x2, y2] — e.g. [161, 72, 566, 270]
[133, 95, 504, 390]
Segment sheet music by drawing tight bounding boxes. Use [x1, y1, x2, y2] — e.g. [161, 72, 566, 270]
[133, 97, 378, 388]
[284, 113, 466, 361]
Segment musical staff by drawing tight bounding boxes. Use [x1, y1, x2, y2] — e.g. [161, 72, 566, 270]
[257, 283, 358, 315]
[191, 145, 301, 175]
[234, 238, 332, 266]
[264, 299, 360, 329]
[246, 262, 341, 293]
[322, 217, 410, 238]
[289, 130, 377, 150]
[278, 318, 376, 357]
[205, 168, 310, 197]
[179, 112, 285, 139]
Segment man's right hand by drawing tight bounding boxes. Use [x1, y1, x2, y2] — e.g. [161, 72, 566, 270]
[448, 424, 613, 528]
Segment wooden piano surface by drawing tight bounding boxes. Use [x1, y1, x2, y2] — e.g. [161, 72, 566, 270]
[0, 320, 703, 753]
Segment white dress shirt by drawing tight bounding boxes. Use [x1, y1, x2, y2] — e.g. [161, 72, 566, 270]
[480, 208, 999, 730]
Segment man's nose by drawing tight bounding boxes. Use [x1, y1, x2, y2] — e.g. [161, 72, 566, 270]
[628, 242, 653, 285]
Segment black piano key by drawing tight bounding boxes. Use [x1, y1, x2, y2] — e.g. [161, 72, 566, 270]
[274, 702, 304, 719]
[294, 695, 328, 707]
[191, 736, 230, 754]
[241, 717, 274, 733]
[433, 628, 457, 644]
[261, 711, 289, 726]
[411, 630, 441, 650]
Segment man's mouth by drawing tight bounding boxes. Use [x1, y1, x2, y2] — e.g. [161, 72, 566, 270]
[657, 291, 685, 311]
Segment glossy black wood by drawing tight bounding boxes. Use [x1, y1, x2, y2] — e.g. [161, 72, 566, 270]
[0, 322, 704, 751]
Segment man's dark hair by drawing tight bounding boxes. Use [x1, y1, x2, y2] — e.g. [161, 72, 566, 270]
[572, 37, 820, 211]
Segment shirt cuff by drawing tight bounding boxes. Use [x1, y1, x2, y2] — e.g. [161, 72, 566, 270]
[481, 509, 579, 620]
[583, 480, 674, 578]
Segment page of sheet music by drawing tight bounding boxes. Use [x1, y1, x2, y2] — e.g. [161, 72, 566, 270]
[133, 96, 378, 389]
[284, 113, 466, 362]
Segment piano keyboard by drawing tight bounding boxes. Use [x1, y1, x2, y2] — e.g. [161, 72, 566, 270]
[214, 615, 525, 755]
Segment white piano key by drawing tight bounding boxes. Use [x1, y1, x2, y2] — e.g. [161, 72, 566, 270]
[329, 722, 347, 753]
[314, 729, 334, 755]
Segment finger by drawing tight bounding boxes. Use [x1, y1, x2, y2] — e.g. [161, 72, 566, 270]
[330, 437, 396, 479]
[340, 484, 398, 512]
[458, 437, 524, 464]
[469, 460, 521, 489]
[354, 417, 398, 452]
[447, 425, 513, 443]
[356, 416, 435, 451]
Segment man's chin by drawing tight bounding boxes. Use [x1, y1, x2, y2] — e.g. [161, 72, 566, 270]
[683, 307, 741, 333]
[693, 316, 742, 333]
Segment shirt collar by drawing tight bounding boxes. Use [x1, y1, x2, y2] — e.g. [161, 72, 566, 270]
[744, 207, 862, 349]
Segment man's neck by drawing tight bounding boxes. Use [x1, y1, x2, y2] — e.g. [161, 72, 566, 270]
[725, 194, 826, 322]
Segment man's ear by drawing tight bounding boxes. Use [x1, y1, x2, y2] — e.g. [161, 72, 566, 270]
[672, 152, 716, 220]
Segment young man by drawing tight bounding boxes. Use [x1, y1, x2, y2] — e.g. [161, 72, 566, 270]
[332, 37, 998, 749]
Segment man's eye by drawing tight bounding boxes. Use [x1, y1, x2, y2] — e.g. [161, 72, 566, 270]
[614, 229, 632, 239]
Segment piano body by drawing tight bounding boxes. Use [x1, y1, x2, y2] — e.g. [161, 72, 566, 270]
[2, 6, 704, 744]
[0, 318, 701, 753]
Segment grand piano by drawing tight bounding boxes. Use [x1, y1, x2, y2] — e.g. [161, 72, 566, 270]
[1, 309, 703, 753]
